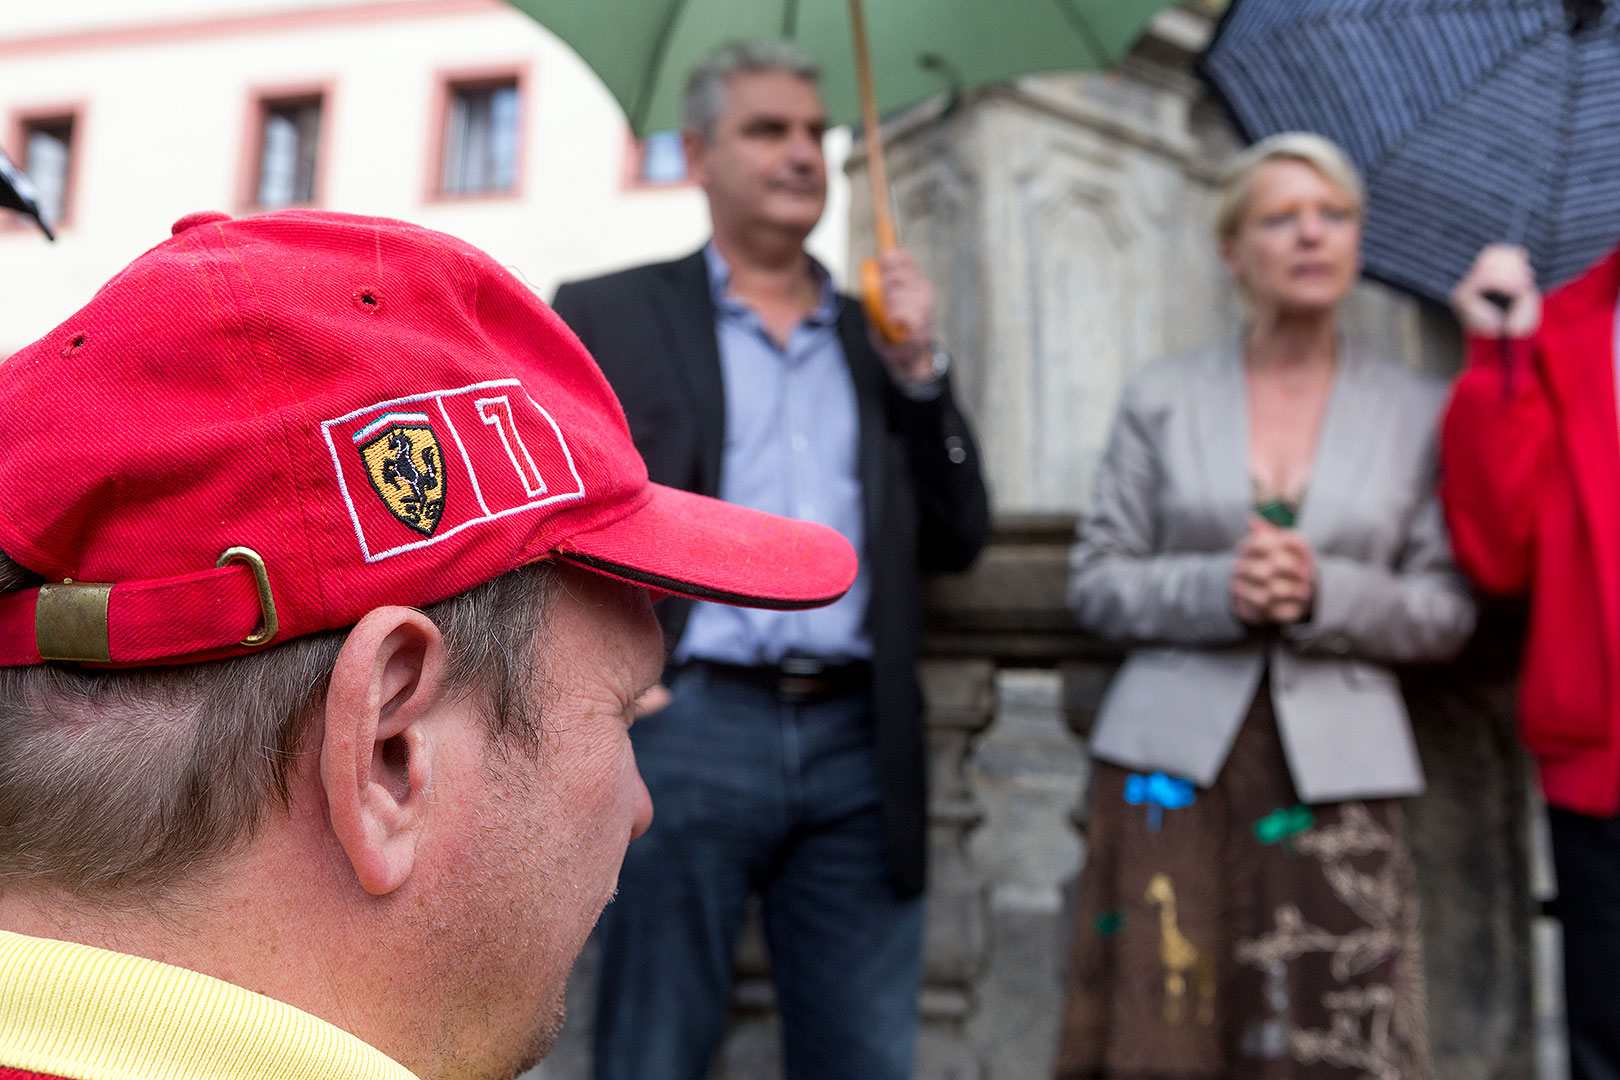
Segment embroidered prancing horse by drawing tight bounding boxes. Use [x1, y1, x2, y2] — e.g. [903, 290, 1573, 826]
[357, 413, 447, 536]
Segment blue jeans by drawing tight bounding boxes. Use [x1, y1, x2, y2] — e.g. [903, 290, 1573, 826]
[592, 665, 924, 1080]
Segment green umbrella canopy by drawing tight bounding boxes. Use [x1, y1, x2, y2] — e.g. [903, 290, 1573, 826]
[504, 0, 1180, 135]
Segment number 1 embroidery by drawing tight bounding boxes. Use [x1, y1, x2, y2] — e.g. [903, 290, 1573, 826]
[477, 395, 547, 496]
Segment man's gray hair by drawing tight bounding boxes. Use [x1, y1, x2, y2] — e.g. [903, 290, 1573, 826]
[683, 39, 821, 141]
[0, 549, 556, 900]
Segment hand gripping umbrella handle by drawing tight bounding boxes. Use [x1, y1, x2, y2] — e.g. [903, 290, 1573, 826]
[860, 259, 908, 343]
[1482, 290, 1516, 399]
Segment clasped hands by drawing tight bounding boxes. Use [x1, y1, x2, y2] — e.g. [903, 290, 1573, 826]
[1230, 518, 1316, 626]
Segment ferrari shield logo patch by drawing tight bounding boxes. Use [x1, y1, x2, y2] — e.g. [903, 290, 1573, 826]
[356, 413, 446, 536]
[324, 379, 589, 561]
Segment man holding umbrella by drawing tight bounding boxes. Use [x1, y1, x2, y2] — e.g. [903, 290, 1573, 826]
[1444, 239, 1620, 1080]
[552, 39, 989, 1080]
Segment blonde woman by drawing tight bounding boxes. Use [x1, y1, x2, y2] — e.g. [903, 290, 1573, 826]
[1054, 133, 1475, 1080]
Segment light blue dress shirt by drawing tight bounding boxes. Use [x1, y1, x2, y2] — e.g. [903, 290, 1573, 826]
[673, 242, 874, 665]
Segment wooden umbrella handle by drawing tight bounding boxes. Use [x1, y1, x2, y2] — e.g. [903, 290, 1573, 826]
[849, 0, 907, 341]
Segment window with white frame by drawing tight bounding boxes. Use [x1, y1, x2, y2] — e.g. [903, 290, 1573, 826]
[440, 80, 520, 196]
[254, 96, 322, 209]
[637, 130, 688, 185]
[20, 114, 74, 228]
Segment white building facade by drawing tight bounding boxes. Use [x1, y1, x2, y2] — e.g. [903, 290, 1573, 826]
[0, 0, 849, 355]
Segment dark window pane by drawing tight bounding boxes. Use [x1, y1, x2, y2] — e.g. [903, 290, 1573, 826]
[257, 99, 320, 208]
[640, 130, 687, 184]
[23, 120, 71, 227]
[442, 82, 519, 195]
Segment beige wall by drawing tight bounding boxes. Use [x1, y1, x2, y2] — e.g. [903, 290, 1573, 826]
[0, 0, 850, 353]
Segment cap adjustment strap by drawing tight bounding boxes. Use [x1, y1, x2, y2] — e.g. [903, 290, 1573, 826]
[0, 551, 275, 667]
[35, 582, 115, 663]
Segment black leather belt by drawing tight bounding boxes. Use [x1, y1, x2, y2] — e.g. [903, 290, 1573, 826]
[683, 658, 872, 703]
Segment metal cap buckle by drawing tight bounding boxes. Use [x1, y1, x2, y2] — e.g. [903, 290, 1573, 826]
[216, 546, 278, 648]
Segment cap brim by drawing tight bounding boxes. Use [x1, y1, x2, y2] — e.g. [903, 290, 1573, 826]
[556, 484, 857, 610]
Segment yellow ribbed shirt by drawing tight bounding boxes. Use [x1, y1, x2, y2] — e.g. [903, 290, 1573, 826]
[0, 930, 417, 1080]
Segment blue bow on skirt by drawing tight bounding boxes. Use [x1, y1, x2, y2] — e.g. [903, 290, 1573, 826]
[1124, 771, 1196, 833]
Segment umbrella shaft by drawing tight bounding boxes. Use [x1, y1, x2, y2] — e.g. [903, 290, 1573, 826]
[848, 0, 898, 253]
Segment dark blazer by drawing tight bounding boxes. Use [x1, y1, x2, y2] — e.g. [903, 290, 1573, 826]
[553, 248, 990, 896]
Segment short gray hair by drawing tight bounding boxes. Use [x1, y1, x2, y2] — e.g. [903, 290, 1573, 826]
[1215, 131, 1365, 244]
[0, 549, 557, 901]
[683, 39, 821, 141]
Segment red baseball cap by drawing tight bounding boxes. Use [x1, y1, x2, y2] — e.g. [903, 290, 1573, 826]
[0, 210, 857, 666]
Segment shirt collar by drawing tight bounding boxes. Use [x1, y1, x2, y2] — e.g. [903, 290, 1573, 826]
[703, 240, 840, 327]
[0, 929, 417, 1080]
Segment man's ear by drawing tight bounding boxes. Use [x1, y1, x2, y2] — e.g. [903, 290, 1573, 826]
[681, 127, 710, 189]
[320, 606, 450, 896]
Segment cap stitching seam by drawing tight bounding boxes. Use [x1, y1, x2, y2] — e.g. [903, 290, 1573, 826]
[0, 502, 56, 579]
[551, 484, 658, 552]
[0, 236, 238, 582]
[214, 225, 335, 632]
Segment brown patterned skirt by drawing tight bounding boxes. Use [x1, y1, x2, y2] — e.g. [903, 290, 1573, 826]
[1054, 677, 1428, 1080]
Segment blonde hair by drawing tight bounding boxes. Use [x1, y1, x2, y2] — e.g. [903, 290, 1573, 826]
[1214, 132, 1365, 243]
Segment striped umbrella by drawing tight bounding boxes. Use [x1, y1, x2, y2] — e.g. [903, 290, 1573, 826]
[1197, 0, 1620, 306]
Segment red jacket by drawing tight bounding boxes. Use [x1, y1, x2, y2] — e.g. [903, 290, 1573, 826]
[1441, 246, 1620, 815]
